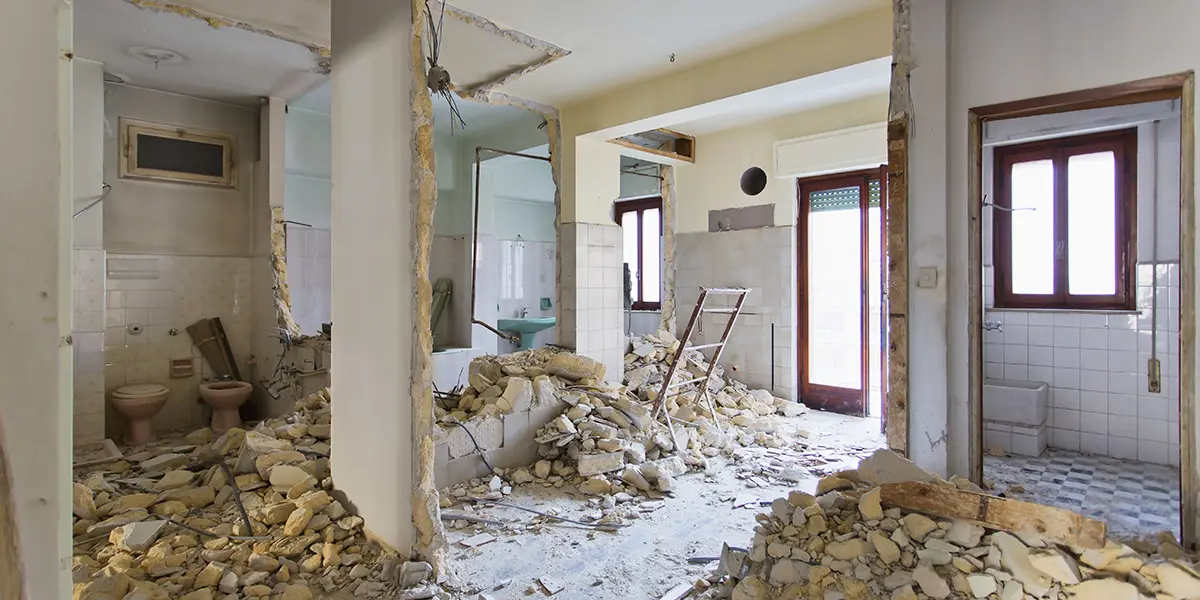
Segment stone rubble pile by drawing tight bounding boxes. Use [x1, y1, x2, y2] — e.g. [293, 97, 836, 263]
[700, 450, 1200, 600]
[527, 331, 808, 496]
[435, 347, 572, 422]
[71, 389, 442, 600]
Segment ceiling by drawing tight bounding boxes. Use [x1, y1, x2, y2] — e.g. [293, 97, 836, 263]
[449, 0, 887, 105]
[166, 0, 886, 106]
[289, 80, 537, 136]
[75, 0, 326, 105]
[668, 57, 891, 135]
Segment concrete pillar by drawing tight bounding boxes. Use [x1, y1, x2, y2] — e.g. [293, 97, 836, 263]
[0, 0, 74, 597]
[559, 137, 626, 381]
[329, 0, 417, 554]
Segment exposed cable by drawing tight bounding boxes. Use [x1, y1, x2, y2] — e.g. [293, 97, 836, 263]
[463, 498, 630, 531]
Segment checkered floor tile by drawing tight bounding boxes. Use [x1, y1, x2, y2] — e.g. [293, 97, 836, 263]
[984, 448, 1180, 541]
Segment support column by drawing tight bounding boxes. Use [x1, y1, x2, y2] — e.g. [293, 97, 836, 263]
[330, 0, 439, 559]
[659, 165, 677, 335]
[558, 137, 625, 381]
[0, 0, 74, 597]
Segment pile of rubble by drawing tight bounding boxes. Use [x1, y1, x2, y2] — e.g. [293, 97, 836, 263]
[71, 389, 441, 600]
[699, 450, 1200, 600]
[527, 331, 808, 497]
[435, 347, 570, 422]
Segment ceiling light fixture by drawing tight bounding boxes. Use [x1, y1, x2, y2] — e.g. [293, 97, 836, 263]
[127, 46, 186, 69]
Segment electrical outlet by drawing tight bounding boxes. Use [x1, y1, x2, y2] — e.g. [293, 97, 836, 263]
[917, 267, 939, 288]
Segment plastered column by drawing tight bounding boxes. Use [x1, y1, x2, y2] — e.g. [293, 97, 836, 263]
[0, 0, 74, 597]
[329, 0, 419, 555]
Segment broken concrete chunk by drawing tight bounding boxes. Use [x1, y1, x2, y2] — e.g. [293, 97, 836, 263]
[912, 565, 951, 599]
[235, 432, 294, 474]
[1029, 548, 1082, 585]
[900, 513, 937, 541]
[1066, 578, 1141, 600]
[139, 452, 188, 472]
[108, 520, 168, 552]
[857, 449, 941, 486]
[545, 354, 606, 381]
[502, 377, 534, 413]
[576, 452, 625, 477]
[858, 487, 883, 520]
[1157, 563, 1200, 600]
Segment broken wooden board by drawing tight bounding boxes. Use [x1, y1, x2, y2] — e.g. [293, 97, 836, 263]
[879, 481, 1107, 549]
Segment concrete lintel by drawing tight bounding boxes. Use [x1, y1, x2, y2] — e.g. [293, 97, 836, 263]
[439, 3, 570, 100]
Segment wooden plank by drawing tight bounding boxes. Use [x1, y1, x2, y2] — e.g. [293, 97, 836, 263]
[878, 482, 1107, 549]
[967, 112, 984, 485]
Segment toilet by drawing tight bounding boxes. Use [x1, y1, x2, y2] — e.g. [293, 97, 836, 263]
[199, 380, 253, 433]
[110, 384, 169, 445]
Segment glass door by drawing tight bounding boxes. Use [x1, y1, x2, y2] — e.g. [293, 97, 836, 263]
[797, 169, 885, 417]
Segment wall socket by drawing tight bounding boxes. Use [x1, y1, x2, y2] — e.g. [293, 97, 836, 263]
[917, 267, 939, 288]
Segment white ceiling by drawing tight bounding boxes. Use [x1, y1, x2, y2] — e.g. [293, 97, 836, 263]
[75, 0, 326, 105]
[288, 80, 537, 136]
[437, 0, 887, 105]
[668, 57, 892, 135]
[166, 0, 886, 106]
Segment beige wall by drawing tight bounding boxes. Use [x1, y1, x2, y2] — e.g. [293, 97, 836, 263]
[73, 59, 105, 249]
[103, 85, 259, 257]
[675, 94, 888, 234]
[1, 0, 74, 597]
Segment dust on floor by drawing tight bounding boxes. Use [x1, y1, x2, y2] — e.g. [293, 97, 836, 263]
[441, 411, 883, 600]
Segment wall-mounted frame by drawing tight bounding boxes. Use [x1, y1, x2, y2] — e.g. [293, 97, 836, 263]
[118, 117, 236, 188]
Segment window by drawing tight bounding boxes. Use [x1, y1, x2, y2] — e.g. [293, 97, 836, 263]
[993, 129, 1137, 310]
[119, 118, 236, 187]
[614, 197, 662, 310]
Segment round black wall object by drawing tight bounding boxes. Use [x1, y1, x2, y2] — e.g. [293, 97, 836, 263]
[740, 166, 767, 196]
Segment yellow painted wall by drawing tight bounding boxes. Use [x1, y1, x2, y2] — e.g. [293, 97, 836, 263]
[674, 94, 888, 234]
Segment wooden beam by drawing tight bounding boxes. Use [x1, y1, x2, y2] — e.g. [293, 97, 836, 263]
[886, 118, 909, 456]
[878, 482, 1107, 549]
[609, 137, 696, 164]
[0, 418, 24, 600]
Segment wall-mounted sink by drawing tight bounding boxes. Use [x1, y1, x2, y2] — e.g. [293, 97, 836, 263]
[497, 317, 556, 350]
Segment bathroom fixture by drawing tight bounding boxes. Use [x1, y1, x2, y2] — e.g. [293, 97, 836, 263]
[110, 384, 169, 445]
[519, 306, 530, 318]
[497, 317, 556, 350]
[170, 358, 194, 378]
[983, 379, 1048, 457]
[983, 320, 1003, 332]
[199, 380, 253, 433]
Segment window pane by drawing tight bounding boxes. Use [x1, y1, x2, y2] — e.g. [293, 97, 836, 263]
[1009, 159, 1055, 295]
[807, 194, 862, 389]
[641, 209, 661, 303]
[1067, 151, 1117, 295]
[621, 212, 639, 302]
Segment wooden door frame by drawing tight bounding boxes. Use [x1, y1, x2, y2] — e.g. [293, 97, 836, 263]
[796, 168, 881, 417]
[966, 73, 1196, 546]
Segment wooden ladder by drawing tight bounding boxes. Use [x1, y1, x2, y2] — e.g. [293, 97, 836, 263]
[649, 286, 751, 455]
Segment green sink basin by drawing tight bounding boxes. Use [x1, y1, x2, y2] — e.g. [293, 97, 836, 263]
[497, 317, 556, 349]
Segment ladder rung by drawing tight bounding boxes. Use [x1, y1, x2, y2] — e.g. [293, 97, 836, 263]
[702, 308, 739, 314]
[702, 287, 751, 294]
[689, 342, 724, 350]
[668, 376, 709, 389]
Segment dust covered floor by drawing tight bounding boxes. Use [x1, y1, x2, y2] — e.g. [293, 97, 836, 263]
[985, 448, 1181, 541]
[441, 411, 884, 599]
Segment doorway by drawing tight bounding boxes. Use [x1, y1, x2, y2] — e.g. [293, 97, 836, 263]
[797, 166, 887, 421]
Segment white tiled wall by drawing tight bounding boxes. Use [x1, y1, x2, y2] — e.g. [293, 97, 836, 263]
[285, 226, 331, 334]
[559, 223, 624, 381]
[496, 239, 557, 349]
[74, 249, 107, 444]
[676, 226, 797, 400]
[105, 254, 253, 434]
[983, 263, 1180, 465]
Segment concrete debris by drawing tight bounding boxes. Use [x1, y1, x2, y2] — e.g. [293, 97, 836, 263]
[700, 450, 1200, 600]
[70, 388, 438, 600]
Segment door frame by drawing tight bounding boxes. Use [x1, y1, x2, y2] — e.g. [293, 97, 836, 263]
[796, 167, 886, 417]
[966, 73, 1196, 546]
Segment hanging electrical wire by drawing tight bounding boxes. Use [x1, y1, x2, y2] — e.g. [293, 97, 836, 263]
[425, 0, 467, 133]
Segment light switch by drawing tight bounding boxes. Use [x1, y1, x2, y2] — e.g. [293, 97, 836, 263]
[917, 267, 939, 288]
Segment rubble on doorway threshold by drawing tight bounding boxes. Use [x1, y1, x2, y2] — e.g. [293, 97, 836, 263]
[70, 388, 447, 600]
[680, 449, 1200, 600]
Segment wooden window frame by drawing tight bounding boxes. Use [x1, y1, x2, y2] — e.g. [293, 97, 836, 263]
[614, 196, 663, 311]
[118, 117, 237, 188]
[993, 128, 1138, 311]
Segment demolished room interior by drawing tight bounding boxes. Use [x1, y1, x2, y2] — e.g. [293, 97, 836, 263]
[5, 1, 1200, 600]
